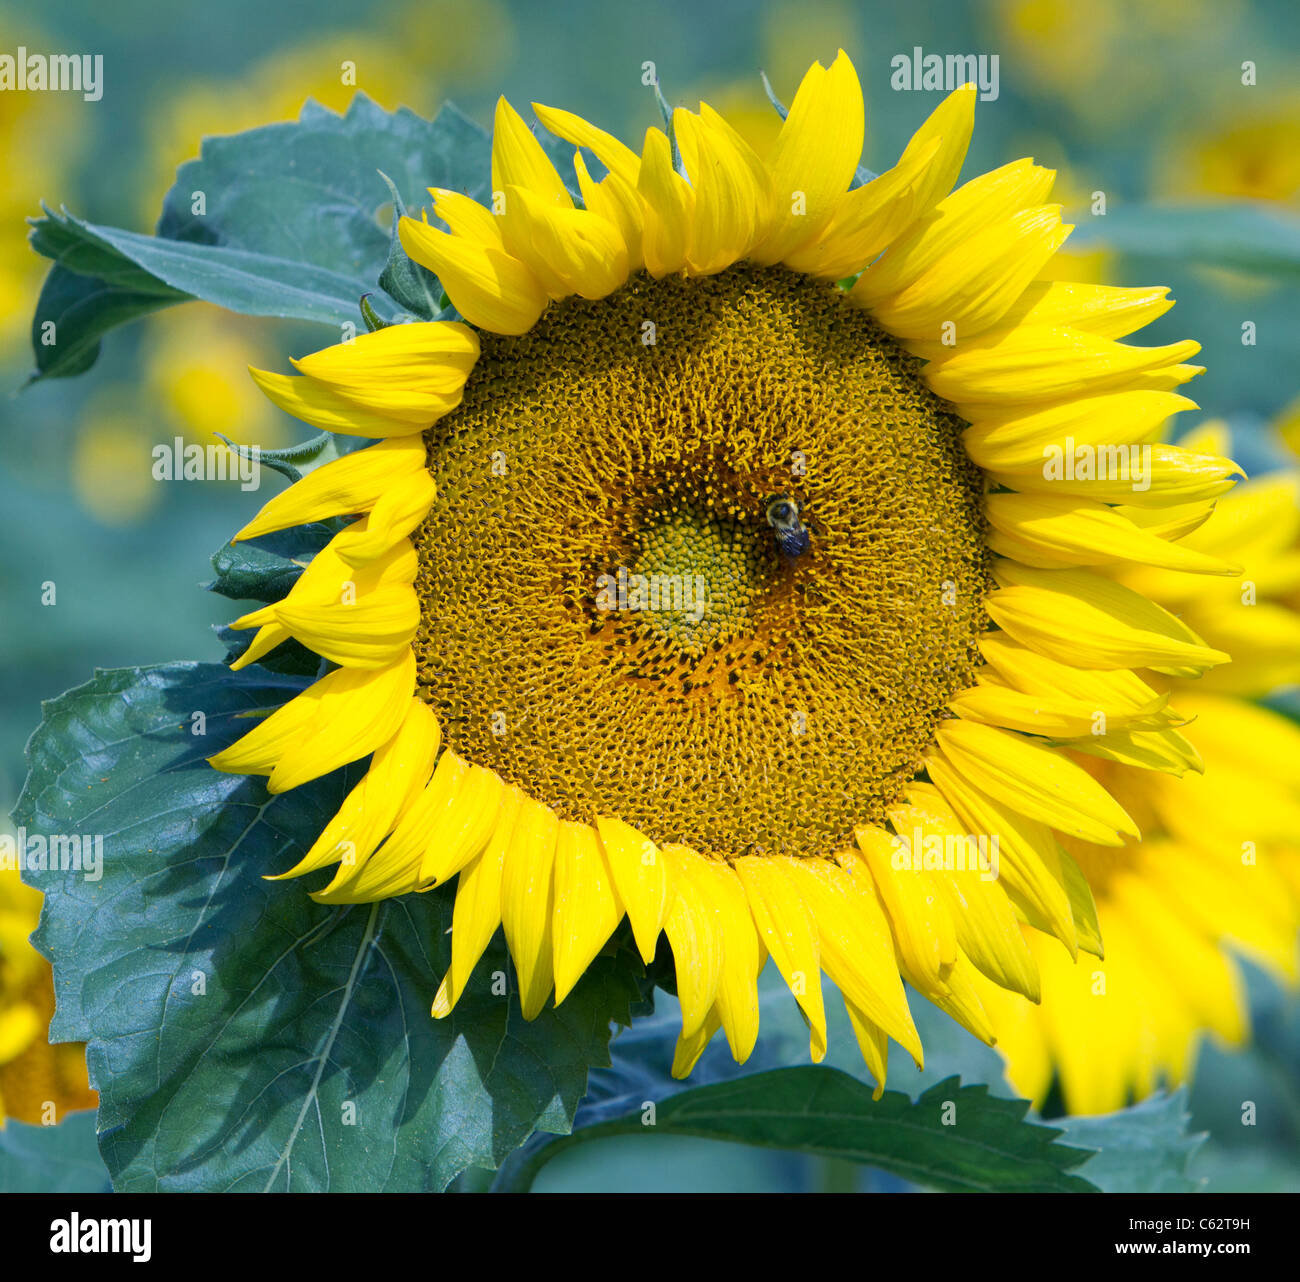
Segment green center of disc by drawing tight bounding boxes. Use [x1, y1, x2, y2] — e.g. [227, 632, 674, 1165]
[628, 506, 763, 654]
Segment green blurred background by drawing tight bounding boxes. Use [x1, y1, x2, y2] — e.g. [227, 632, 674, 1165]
[2, 0, 1298, 1190]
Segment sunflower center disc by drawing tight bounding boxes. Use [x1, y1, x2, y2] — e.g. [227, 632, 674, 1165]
[414, 264, 988, 859]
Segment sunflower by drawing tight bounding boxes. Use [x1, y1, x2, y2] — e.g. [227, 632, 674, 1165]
[213, 53, 1245, 1092]
[978, 421, 1300, 1114]
[0, 862, 96, 1124]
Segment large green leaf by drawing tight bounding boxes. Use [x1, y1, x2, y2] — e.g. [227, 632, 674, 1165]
[504, 1068, 1096, 1193]
[1068, 201, 1300, 276]
[154, 97, 487, 267]
[27, 95, 490, 381]
[29, 208, 405, 351]
[1056, 1090, 1206, 1193]
[0, 1113, 111, 1193]
[16, 663, 645, 1191]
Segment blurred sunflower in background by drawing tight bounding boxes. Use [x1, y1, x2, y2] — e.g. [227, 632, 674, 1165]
[0, 36, 81, 354]
[203, 51, 1254, 1094]
[981, 416, 1300, 1113]
[0, 862, 95, 1125]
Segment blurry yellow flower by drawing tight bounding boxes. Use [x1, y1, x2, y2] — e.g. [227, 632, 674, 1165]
[1157, 102, 1300, 205]
[991, 0, 1238, 131]
[72, 407, 162, 528]
[759, 0, 861, 102]
[0, 52, 82, 353]
[141, 305, 290, 451]
[0, 862, 96, 1125]
[983, 418, 1300, 1113]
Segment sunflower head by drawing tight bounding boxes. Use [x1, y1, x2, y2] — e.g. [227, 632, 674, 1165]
[214, 52, 1245, 1090]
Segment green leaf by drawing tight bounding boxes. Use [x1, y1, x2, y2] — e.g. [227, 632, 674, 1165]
[155, 97, 487, 267]
[0, 1114, 111, 1193]
[206, 525, 335, 605]
[1068, 201, 1300, 275]
[31, 206, 404, 336]
[505, 1069, 1097, 1193]
[27, 260, 185, 382]
[376, 172, 443, 321]
[27, 95, 490, 381]
[1056, 1090, 1207, 1193]
[17, 663, 644, 1191]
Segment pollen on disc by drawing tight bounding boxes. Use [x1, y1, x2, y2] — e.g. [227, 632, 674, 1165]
[412, 264, 989, 860]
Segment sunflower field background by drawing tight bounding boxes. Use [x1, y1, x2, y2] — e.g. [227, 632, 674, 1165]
[1, 0, 1299, 1198]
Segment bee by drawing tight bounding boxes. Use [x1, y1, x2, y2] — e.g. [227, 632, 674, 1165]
[765, 495, 810, 560]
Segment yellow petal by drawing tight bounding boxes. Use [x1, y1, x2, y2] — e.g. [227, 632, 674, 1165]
[888, 796, 1040, 1001]
[232, 434, 426, 541]
[892, 84, 977, 218]
[491, 96, 573, 208]
[785, 856, 923, 1065]
[574, 153, 643, 271]
[250, 366, 446, 438]
[418, 764, 505, 888]
[933, 718, 1138, 847]
[986, 492, 1239, 575]
[231, 534, 417, 671]
[733, 855, 827, 1061]
[978, 633, 1174, 725]
[290, 321, 480, 423]
[661, 844, 724, 1039]
[595, 816, 672, 964]
[531, 101, 641, 186]
[843, 1001, 890, 1099]
[329, 470, 437, 567]
[986, 442, 1243, 508]
[272, 582, 419, 668]
[682, 854, 766, 1064]
[924, 758, 1077, 956]
[552, 821, 624, 1004]
[924, 326, 1202, 407]
[311, 748, 479, 902]
[500, 796, 560, 1019]
[435, 784, 526, 1015]
[916, 951, 998, 1045]
[499, 183, 628, 299]
[948, 679, 1127, 739]
[269, 697, 440, 881]
[752, 50, 865, 264]
[637, 127, 694, 278]
[852, 823, 956, 990]
[995, 281, 1174, 339]
[987, 560, 1230, 675]
[782, 136, 941, 280]
[1064, 725, 1203, 778]
[399, 215, 547, 335]
[210, 651, 415, 794]
[674, 106, 769, 273]
[429, 187, 504, 247]
[874, 206, 1071, 342]
[852, 158, 1056, 306]
[671, 1009, 722, 1079]
[961, 390, 1198, 473]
